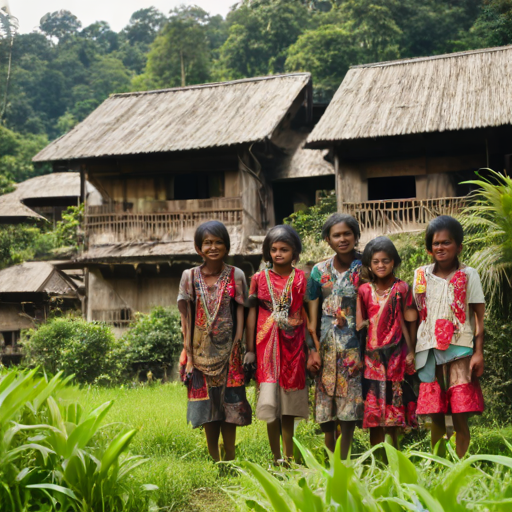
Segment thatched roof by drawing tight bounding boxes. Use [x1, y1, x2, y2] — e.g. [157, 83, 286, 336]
[272, 130, 333, 180]
[0, 172, 81, 221]
[33, 73, 312, 162]
[307, 45, 512, 146]
[0, 262, 77, 294]
[14, 172, 80, 200]
[0, 194, 44, 221]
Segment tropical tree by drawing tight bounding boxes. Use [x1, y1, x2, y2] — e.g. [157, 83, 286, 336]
[286, 24, 360, 101]
[0, 3, 18, 120]
[135, 5, 212, 89]
[462, 170, 512, 317]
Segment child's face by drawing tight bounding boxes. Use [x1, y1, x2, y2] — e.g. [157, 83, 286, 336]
[196, 233, 227, 262]
[430, 230, 462, 265]
[326, 222, 356, 255]
[270, 241, 294, 266]
[370, 251, 394, 280]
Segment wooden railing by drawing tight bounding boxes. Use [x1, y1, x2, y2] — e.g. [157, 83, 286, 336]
[85, 198, 243, 245]
[341, 197, 467, 234]
[91, 309, 132, 326]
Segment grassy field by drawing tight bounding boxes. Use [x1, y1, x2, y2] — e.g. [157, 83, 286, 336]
[57, 383, 512, 511]
[58, 383, 324, 511]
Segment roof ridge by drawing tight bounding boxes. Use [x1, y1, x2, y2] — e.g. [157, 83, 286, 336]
[350, 44, 512, 69]
[110, 73, 311, 98]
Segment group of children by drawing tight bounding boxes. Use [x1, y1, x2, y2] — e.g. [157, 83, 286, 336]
[177, 213, 486, 463]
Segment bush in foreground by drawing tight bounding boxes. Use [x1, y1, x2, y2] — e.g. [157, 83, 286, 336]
[0, 368, 155, 511]
[23, 316, 125, 385]
[238, 436, 512, 512]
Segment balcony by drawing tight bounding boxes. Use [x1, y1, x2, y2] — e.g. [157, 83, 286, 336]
[85, 197, 243, 246]
[342, 197, 467, 238]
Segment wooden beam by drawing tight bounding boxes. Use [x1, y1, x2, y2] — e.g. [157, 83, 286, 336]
[363, 153, 486, 179]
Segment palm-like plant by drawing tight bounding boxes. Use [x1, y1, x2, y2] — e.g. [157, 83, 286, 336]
[461, 170, 512, 316]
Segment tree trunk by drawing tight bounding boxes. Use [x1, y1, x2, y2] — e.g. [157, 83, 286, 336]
[180, 49, 186, 87]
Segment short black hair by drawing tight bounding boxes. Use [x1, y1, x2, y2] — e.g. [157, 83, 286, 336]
[362, 236, 402, 270]
[322, 213, 360, 242]
[262, 224, 302, 262]
[425, 215, 464, 251]
[194, 221, 231, 253]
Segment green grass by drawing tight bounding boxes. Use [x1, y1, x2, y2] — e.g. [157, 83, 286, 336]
[56, 383, 323, 511]
[56, 383, 512, 511]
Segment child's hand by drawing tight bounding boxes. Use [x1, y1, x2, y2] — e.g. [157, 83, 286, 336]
[307, 351, 322, 374]
[470, 351, 484, 377]
[405, 351, 415, 375]
[244, 351, 256, 365]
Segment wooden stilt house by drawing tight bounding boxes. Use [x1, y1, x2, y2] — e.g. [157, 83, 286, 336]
[0, 262, 81, 363]
[307, 45, 512, 240]
[33, 73, 334, 331]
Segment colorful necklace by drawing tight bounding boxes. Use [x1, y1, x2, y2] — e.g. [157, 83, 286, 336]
[265, 268, 295, 328]
[196, 265, 231, 333]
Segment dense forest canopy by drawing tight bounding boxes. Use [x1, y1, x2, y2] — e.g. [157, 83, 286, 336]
[1, 0, 512, 186]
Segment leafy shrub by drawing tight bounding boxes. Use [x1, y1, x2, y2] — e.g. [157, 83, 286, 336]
[238, 436, 512, 512]
[23, 317, 125, 385]
[285, 193, 337, 243]
[121, 307, 182, 379]
[0, 368, 155, 511]
[480, 319, 512, 425]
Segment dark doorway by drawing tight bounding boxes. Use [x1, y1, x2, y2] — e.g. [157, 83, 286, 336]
[368, 176, 416, 200]
[173, 172, 225, 200]
[273, 175, 335, 224]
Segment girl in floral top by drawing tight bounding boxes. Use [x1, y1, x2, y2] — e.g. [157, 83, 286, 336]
[413, 216, 485, 458]
[356, 237, 418, 448]
[307, 213, 364, 459]
[246, 225, 308, 464]
[178, 221, 251, 462]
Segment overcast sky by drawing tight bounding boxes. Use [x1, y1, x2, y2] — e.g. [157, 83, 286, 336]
[8, 1, 236, 34]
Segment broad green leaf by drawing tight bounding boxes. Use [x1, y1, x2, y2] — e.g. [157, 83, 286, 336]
[405, 484, 445, 512]
[242, 461, 295, 512]
[99, 429, 138, 478]
[27, 483, 79, 501]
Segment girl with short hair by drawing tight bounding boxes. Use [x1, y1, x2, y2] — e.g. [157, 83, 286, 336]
[413, 215, 485, 458]
[178, 221, 252, 462]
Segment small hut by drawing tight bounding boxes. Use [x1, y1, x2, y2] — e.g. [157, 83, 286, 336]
[0, 262, 81, 361]
[307, 45, 512, 238]
[33, 74, 333, 330]
[0, 172, 100, 225]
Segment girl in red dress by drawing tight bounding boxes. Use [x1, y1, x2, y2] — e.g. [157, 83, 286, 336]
[356, 237, 418, 448]
[246, 225, 308, 463]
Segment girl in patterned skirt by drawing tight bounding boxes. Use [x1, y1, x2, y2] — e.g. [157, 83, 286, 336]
[246, 225, 308, 463]
[356, 237, 418, 448]
[413, 216, 485, 458]
[178, 221, 251, 461]
[306, 213, 364, 459]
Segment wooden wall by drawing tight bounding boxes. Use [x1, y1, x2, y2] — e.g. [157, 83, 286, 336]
[334, 150, 485, 206]
[86, 268, 181, 322]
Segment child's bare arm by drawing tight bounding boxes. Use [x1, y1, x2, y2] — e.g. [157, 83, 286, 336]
[246, 306, 257, 354]
[235, 303, 244, 342]
[178, 299, 193, 372]
[470, 303, 485, 377]
[307, 298, 321, 351]
[356, 295, 368, 331]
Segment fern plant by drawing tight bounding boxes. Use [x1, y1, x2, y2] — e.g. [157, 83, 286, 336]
[461, 170, 512, 317]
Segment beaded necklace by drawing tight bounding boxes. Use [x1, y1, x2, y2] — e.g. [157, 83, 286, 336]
[265, 268, 295, 328]
[196, 265, 231, 333]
